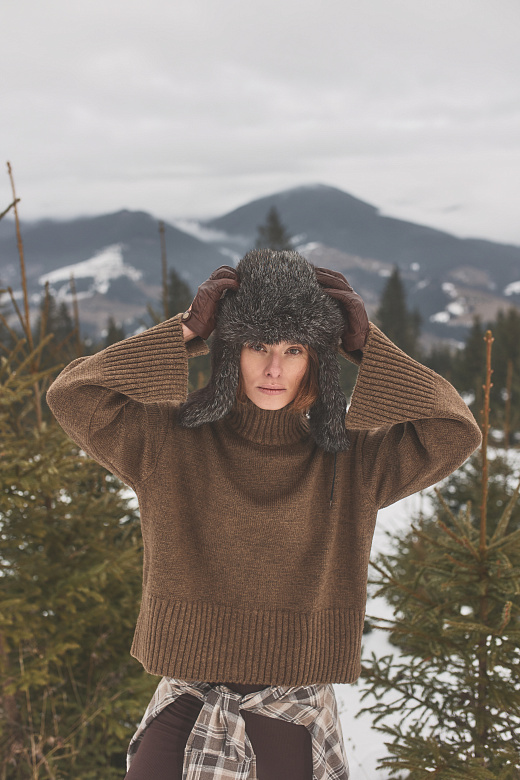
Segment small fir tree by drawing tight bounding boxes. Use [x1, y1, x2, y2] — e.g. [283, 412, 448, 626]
[167, 267, 193, 320]
[0, 172, 158, 779]
[487, 308, 520, 440]
[33, 290, 79, 370]
[255, 206, 293, 250]
[104, 316, 126, 347]
[360, 330, 520, 778]
[374, 266, 422, 359]
[0, 342, 158, 778]
[422, 309, 520, 446]
[451, 315, 487, 414]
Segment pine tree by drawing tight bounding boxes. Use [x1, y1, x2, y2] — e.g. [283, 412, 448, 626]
[33, 289, 80, 371]
[452, 315, 487, 404]
[104, 316, 126, 347]
[0, 176, 157, 778]
[0, 343, 158, 778]
[488, 308, 520, 440]
[374, 266, 422, 359]
[424, 309, 520, 446]
[360, 331, 520, 778]
[255, 206, 293, 250]
[167, 267, 193, 319]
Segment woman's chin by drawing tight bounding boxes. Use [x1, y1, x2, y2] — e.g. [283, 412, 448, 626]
[248, 391, 290, 411]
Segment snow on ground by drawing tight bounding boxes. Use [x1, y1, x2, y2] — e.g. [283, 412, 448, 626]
[334, 489, 431, 779]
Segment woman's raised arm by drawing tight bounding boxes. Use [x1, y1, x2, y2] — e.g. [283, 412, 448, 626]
[46, 314, 208, 489]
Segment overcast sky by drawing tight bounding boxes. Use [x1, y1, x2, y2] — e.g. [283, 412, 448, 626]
[2, 0, 519, 244]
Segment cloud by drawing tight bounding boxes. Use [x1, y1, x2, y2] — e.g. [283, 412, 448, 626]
[1, 0, 519, 243]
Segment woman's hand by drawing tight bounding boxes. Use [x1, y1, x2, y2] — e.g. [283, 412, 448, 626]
[181, 265, 239, 340]
[314, 267, 369, 352]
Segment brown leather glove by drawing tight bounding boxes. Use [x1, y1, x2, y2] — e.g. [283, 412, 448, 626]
[181, 265, 240, 340]
[314, 267, 370, 352]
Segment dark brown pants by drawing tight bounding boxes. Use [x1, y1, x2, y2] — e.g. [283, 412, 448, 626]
[124, 683, 313, 779]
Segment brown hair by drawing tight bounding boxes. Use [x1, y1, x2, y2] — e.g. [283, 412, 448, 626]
[236, 345, 320, 413]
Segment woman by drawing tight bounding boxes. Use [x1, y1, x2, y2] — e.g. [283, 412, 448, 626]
[47, 249, 482, 779]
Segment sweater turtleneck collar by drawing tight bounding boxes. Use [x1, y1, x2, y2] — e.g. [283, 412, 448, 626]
[224, 397, 310, 446]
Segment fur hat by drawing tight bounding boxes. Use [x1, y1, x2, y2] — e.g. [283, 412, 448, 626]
[178, 249, 350, 452]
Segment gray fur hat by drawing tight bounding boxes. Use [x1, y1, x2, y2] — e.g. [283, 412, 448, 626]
[178, 249, 350, 452]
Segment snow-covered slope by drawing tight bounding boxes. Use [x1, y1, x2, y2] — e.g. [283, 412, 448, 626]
[39, 244, 142, 301]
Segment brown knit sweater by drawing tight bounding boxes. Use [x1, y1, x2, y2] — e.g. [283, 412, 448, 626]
[46, 313, 482, 686]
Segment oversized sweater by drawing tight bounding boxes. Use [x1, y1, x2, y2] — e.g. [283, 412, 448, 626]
[46, 313, 482, 686]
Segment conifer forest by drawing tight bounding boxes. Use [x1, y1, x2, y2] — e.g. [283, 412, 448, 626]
[1, 167, 519, 778]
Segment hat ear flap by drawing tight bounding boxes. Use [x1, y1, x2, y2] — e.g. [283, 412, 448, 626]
[178, 341, 241, 427]
[308, 351, 350, 452]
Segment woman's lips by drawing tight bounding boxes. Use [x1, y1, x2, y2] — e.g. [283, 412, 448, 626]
[257, 387, 285, 395]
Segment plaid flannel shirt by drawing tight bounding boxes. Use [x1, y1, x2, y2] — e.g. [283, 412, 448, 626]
[127, 678, 350, 780]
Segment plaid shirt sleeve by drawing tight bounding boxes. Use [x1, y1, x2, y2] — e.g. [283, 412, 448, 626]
[127, 678, 350, 780]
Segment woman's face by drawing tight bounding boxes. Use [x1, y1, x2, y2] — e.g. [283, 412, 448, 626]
[239, 341, 309, 410]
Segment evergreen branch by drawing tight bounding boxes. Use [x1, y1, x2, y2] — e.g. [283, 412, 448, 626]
[433, 485, 461, 525]
[0, 336, 28, 377]
[413, 523, 477, 559]
[436, 519, 480, 559]
[369, 560, 436, 605]
[4, 334, 55, 386]
[434, 486, 476, 539]
[489, 477, 520, 544]
[4, 286, 31, 344]
[443, 552, 476, 569]
[35, 281, 51, 373]
[35, 690, 125, 767]
[360, 660, 451, 725]
[442, 617, 499, 635]
[0, 307, 23, 348]
[497, 601, 513, 635]
[488, 526, 520, 552]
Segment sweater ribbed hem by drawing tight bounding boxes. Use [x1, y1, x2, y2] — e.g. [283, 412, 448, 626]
[130, 594, 364, 685]
[346, 322, 436, 429]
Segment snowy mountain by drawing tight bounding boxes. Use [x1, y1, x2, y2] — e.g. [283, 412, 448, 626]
[0, 210, 224, 337]
[204, 184, 520, 347]
[1, 185, 519, 342]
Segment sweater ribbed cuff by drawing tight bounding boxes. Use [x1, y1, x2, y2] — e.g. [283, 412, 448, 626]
[345, 322, 436, 429]
[102, 314, 209, 404]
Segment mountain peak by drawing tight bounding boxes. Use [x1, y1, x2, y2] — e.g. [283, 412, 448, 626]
[205, 182, 377, 236]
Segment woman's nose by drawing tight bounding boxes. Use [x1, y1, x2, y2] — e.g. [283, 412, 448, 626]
[265, 355, 282, 377]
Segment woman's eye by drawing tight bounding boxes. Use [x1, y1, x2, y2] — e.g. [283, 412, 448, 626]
[249, 343, 265, 352]
[287, 347, 302, 355]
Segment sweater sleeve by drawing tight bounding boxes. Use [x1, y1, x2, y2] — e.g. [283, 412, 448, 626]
[46, 314, 209, 489]
[341, 322, 482, 510]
